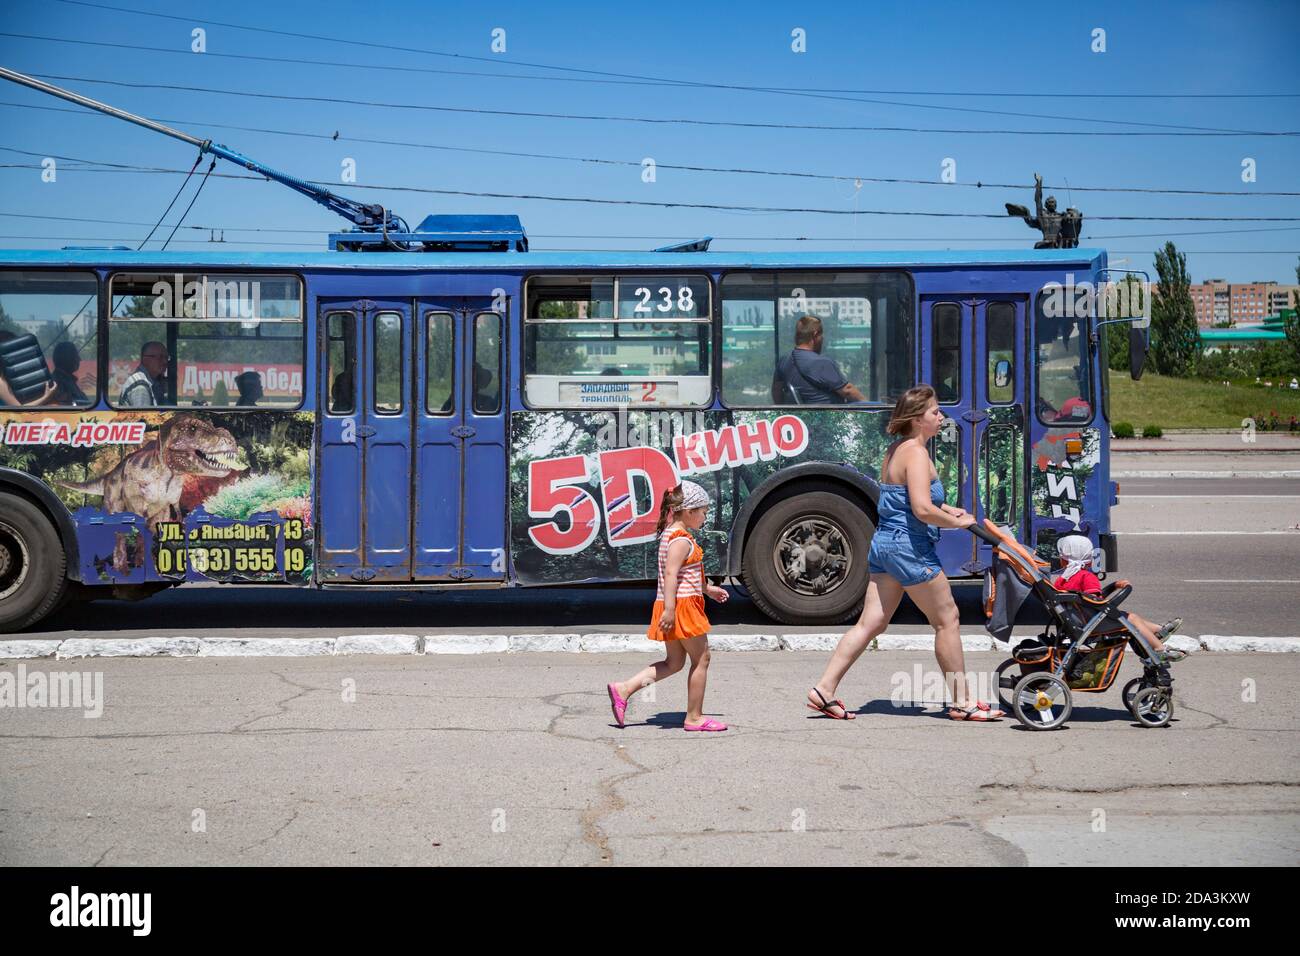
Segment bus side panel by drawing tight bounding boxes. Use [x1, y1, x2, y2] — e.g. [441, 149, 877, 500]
[1, 409, 315, 588]
[508, 408, 892, 585]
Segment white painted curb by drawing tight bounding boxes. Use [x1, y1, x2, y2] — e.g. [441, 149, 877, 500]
[57, 637, 201, 659]
[5, 632, 1298, 659]
[1201, 635, 1300, 653]
[423, 634, 509, 654]
[336, 634, 421, 656]
[198, 637, 336, 657]
[0, 640, 60, 659]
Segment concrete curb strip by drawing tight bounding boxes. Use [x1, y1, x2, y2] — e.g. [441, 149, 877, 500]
[336, 634, 422, 655]
[197, 638, 336, 657]
[7, 632, 1298, 659]
[56, 637, 202, 659]
[0, 640, 60, 659]
[1201, 635, 1300, 653]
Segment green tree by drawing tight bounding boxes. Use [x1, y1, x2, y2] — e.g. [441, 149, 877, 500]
[1150, 241, 1201, 376]
[1285, 256, 1300, 368]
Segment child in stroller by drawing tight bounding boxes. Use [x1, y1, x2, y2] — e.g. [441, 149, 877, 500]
[978, 520, 1177, 729]
[1054, 535, 1186, 665]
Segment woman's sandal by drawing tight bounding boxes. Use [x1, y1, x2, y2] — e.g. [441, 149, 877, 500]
[684, 718, 728, 732]
[948, 700, 1005, 721]
[807, 687, 855, 720]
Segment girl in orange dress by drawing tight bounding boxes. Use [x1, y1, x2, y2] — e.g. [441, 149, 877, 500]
[606, 481, 730, 732]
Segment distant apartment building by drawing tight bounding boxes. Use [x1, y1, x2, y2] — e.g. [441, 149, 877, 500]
[1185, 280, 1300, 326]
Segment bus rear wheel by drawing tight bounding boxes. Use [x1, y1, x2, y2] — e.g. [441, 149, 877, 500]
[741, 490, 872, 625]
[0, 491, 69, 633]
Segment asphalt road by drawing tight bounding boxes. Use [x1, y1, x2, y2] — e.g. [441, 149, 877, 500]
[1, 652, 1296, 866]
[12, 476, 1298, 641]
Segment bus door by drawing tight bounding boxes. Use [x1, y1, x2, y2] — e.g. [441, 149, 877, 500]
[972, 297, 1028, 567]
[317, 298, 414, 581]
[920, 297, 974, 574]
[413, 299, 507, 581]
[922, 295, 1028, 574]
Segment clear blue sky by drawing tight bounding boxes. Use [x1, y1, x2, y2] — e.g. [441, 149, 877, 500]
[1, 0, 1297, 284]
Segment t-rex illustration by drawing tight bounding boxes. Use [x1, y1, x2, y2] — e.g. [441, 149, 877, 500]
[61, 414, 247, 572]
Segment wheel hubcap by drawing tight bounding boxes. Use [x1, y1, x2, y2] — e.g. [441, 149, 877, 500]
[773, 517, 852, 597]
[0, 521, 29, 602]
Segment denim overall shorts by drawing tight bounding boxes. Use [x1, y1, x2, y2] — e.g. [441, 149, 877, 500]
[866, 478, 945, 586]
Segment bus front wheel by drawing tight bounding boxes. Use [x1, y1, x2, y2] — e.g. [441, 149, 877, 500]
[741, 490, 872, 625]
[0, 490, 69, 633]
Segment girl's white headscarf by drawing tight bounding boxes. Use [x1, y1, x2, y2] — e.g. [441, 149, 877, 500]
[679, 481, 710, 511]
[1056, 534, 1094, 584]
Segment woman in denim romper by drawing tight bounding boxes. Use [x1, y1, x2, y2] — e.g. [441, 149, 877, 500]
[807, 385, 1005, 721]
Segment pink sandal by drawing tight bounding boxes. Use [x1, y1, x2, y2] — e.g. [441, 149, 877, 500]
[683, 718, 728, 732]
[607, 683, 628, 728]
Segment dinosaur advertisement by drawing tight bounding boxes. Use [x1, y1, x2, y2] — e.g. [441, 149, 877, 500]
[0, 410, 313, 585]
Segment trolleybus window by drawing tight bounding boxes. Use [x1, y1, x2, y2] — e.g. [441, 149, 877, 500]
[425, 312, 454, 415]
[986, 301, 1016, 405]
[373, 311, 403, 415]
[1035, 291, 1093, 424]
[931, 301, 961, 404]
[0, 270, 99, 408]
[473, 312, 501, 414]
[326, 311, 355, 415]
[107, 272, 303, 408]
[523, 275, 711, 407]
[720, 271, 913, 406]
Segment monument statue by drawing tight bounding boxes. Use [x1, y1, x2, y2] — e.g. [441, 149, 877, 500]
[1006, 173, 1083, 249]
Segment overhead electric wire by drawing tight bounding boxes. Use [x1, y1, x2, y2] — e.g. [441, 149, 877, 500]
[39, 1, 1299, 133]
[3, 150, 1299, 222]
[5, 210, 1300, 244]
[5, 99, 1298, 197]
[23, 72, 1300, 139]
[3, 234, 1294, 257]
[6, 30, 1299, 101]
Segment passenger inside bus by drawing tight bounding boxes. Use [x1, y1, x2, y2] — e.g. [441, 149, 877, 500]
[50, 340, 93, 405]
[770, 315, 867, 404]
[235, 370, 264, 407]
[118, 341, 169, 407]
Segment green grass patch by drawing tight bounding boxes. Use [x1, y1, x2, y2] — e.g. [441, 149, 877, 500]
[1108, 372, 1300, 430]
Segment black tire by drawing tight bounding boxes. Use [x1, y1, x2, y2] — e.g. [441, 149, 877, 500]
[1131, 686, 1174, 728]
[741, 490, 872, 625]
[0, 491, 69, 633]
[1011, 671, 1072, 730]
[993, 658, 1020, 713]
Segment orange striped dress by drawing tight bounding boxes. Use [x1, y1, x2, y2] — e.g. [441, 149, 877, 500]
[647, 528, 710, 642]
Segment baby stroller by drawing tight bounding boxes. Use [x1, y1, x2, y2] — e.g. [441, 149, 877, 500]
[973, 519, 1174, 730]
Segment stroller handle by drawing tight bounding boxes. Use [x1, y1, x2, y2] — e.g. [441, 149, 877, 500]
[970, 521, 1002, 546]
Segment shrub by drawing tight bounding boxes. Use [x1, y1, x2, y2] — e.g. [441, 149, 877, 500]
[1112, 422, 1136, 438]
[1142, 424, 1163, 438]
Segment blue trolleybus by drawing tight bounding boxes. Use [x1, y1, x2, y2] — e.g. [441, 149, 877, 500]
[0, 239, 1148, 631]
[0, 68, 1151, 632]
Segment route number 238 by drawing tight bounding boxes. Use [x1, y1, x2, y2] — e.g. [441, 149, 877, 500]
[633, 285, 694, 314]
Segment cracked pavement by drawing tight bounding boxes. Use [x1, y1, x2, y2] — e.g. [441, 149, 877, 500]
[1, 651, 1296, 865]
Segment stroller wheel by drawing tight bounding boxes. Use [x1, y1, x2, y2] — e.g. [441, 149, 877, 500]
[994, 658, 1020, 713]
[1131, 686, 1174, 728]
[1012, 672, 1072, 730]
[1122, 677, 1144, 715]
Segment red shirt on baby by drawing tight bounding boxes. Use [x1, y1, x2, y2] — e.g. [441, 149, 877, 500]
[1054, 568, 1102, 595]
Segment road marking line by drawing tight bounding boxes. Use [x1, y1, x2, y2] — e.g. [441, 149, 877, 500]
[1123, 495, 1300, 499]
[1119, 531, 1298, 535]
[1184, 579, 1300, 583]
